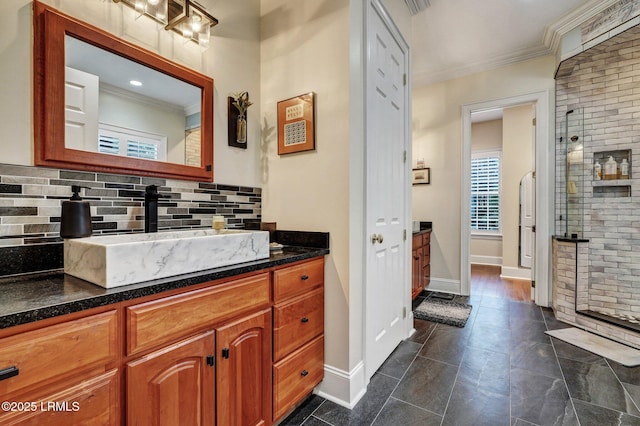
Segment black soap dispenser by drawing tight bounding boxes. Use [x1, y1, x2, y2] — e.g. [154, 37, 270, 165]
[60, 185, 93, 238]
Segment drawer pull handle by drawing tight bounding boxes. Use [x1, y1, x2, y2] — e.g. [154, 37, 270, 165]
[301, 317, 309, 323]
[0, 366, 19, 382]
[301, 370, 309, 377]
[301, 275, 309, 281]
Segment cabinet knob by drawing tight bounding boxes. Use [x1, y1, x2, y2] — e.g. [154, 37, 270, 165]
[300, 274, 309, 281]
[0, 366, 19, 382]
[301, 317, 309, 323]
[300, 370, 309, 377]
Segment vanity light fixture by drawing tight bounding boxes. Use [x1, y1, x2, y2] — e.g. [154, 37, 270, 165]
[113, 0, 169, 25]
[165, 0, 218, 49]
[113, 0, 217, 49]
[129, 80, 143, 86]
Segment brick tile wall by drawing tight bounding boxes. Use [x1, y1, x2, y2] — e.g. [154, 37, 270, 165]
[0, 164, 261, 246]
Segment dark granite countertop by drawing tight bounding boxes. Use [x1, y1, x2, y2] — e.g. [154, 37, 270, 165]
[0, 245, 329, 330]
[412, 221, 432, 235]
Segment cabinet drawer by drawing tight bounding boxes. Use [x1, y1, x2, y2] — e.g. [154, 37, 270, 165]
[127, 272, 270, 355]
[423, 232, 431, 245]
[0, 369, 119, 426]
[0, 311, 118, 397]
[412, 234, 422, 249]
[273, 258, 324, 302]
[273, 335, 324, 421]
[273, 287, 324, 361]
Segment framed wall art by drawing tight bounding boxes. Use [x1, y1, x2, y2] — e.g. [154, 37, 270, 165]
[277, 92, 315, 155]
[412, 168, 430, 185]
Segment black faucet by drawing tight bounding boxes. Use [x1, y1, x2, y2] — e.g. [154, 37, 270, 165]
[144, 185, 169, 233]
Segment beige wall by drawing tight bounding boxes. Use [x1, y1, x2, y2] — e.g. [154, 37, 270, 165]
[260, 0, 351, 374]
[502, 104, 534, 269]
[470, 119, 502, 263]
[260, 0, 411, 394]
[0, 0, 262, 187]
[412, 55, 556, 286]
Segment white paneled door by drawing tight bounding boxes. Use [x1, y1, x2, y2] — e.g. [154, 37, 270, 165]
[365, 1, 409, 380]
[65, 67, 99, 152]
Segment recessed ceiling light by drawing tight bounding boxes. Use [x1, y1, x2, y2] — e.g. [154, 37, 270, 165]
[129, 80, 143, 87]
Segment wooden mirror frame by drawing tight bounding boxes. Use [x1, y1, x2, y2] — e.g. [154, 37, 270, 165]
[33, 1, 214, 181]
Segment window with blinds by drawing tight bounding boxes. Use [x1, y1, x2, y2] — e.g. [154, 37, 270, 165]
[97, 124, 167, 162]
[471, 154, 501, 233]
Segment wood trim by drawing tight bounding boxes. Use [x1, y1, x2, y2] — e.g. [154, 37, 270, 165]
[32, 1, 214, 181]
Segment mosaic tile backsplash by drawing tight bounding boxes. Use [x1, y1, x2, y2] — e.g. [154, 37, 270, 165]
[0, 163, 261, 247]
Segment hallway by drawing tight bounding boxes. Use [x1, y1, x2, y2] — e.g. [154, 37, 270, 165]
[280, 266, 640, 425]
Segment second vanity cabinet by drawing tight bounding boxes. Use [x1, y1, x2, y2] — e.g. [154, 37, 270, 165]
[0, 256, 325, 426]
[412, 230, 431, 299]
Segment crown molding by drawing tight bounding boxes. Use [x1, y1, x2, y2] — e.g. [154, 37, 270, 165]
[543, 0, 620, 52]
[413, 44, 552, 87]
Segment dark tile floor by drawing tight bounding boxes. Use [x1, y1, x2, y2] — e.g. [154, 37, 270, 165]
[280, 291, 640, 425]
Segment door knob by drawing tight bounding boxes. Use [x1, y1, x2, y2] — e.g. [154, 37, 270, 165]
[371, 234, 384, 244]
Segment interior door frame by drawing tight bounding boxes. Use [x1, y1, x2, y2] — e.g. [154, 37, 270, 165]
[363, 0, 412, 381]
[461, 91, 552, 306]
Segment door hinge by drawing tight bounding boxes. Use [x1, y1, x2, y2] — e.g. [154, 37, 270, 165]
[532, 118, 536, 126]
[403, 150, 407, 163]
[403, 73, 407, 86]
[206, 355, 215, 366]
[403, 229, 407, 241]
[532, 171, 536, 178]
[402, 307, 407, 319]
[222, 348, 230, 359]
[532, 225, 536, 232]
[531, 280, 536, 288]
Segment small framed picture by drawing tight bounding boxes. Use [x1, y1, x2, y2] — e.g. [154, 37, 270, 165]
[412, 168, 430, 185]
[277, 92, 315, 155]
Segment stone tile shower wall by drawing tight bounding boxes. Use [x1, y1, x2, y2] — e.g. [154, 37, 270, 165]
[555, 24, 640, 326]
[0, 163, 261, 246]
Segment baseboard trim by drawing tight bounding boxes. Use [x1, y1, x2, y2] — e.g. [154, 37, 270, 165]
[470, 255, 502, 266]
[426, 277, 460, 294]
[501, 266, 532, 280]
[314, 361, 366, 409]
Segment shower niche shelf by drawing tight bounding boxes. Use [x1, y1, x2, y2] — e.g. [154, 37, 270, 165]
[593, 185, 631, 198]
[593, 149, 631, 180]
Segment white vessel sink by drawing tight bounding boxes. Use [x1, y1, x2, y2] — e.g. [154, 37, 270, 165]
[64, 229, 270, 288]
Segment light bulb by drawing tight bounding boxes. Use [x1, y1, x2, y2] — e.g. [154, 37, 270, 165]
[190, 14, 202, 32]
[147, 0, 160, 5]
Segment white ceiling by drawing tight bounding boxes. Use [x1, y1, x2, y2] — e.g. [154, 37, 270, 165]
[410, 0, 615, 86]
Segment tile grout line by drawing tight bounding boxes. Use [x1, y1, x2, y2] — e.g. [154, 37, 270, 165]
[543, 307, 581, 426]
[369, 320, 440, 425]
[603, 357, 640, 417]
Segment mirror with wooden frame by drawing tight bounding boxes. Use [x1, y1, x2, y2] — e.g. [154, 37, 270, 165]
[33, 1, 214, 181]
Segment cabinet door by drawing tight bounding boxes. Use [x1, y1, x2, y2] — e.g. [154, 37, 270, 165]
[216, 309, 272, 426]
[412, 247, 423, 299]
[126, 332, 215, 426]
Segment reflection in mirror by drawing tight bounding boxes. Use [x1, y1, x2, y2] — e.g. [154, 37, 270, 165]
[65, 35, 202, 166]
[33, 0, 214, 181]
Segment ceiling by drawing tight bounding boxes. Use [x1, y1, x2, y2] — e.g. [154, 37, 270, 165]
[410, 0, 617, 87]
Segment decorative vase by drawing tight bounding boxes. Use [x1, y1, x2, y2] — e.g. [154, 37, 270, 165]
[236, 114, 247, 144]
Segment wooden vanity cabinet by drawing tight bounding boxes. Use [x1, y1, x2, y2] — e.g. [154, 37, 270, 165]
[412, 231, 431, 299]
[0, 256, 326, 426]
[125, 273, 272, 426]
[272, 258, 325, 422]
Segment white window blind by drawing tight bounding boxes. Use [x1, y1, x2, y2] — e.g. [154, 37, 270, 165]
[97, 124, 167, 161]
[471, 154, 501, 233]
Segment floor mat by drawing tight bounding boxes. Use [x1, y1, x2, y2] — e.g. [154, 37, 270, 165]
[413, 298, 472, 327]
